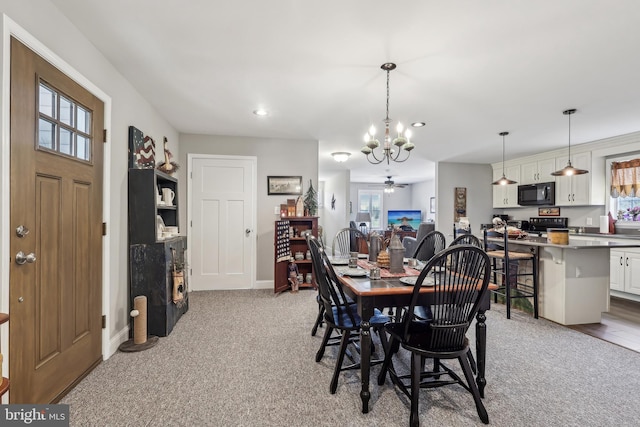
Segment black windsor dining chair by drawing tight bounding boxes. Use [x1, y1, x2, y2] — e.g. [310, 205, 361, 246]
[411, 230, 446, 262]
[377, 244, 491, 426]
[307, 236, 390, 394]
[449, 233, 482, 248]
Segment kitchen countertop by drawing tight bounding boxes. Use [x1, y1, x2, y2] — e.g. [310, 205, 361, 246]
[570, 232, 640, 240]
[485, 235, 640, 249]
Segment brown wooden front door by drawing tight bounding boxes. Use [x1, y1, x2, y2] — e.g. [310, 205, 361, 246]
[9, 37, 104, 403]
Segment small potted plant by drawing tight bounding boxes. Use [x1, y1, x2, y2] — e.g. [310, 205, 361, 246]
[627, 206, 640, 221]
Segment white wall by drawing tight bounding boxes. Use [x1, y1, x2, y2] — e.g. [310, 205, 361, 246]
[411, 179, 436, 222]
[0, 1, 179, 358]
[178, 134, 318, 282]
[436, 162, 494, 243]
[319, 171, 350, 252]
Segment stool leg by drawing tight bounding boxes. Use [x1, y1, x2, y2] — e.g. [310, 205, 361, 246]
[532, 256, 539, 319]
[505, 257, 511, 319]
[492, 258, 498, 303]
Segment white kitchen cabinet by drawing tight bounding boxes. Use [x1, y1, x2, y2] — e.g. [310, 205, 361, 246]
[520, 158, 556, 185]
[610, 250, 625, 291]
[492, 165, 520, 208]
[609, 248, 640, 295]
[555, 151, 591, 205]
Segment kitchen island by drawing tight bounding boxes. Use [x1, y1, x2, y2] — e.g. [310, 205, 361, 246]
[484, 235, 640, 325]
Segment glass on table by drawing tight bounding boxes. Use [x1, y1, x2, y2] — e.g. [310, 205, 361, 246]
[369, 263, 381, 280]
[349, 251, 358, 268]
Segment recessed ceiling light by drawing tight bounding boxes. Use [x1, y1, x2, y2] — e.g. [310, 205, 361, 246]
[411, 122, 426, 127]
[253, 109, 268, 116]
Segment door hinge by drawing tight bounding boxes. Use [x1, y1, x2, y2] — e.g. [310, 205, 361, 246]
[101, 315, 106, 329]
[102, 222, 107, 236]
[103, 129, 107, 143]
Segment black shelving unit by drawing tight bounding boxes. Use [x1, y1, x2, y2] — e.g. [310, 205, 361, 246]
[128, 168, 188, 337]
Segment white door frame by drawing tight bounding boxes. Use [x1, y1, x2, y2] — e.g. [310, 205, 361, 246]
[0, 15, 113, 380]
[187, 154, 257, 289]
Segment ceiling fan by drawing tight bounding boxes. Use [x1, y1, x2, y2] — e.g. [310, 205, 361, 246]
[370, 176, 407, 193]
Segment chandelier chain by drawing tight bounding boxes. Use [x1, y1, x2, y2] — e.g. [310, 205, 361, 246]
[385, 69, 390, 121]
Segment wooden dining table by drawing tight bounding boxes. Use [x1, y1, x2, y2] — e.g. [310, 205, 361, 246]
[335, 263, 497, 414]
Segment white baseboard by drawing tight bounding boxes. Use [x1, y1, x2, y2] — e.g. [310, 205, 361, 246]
[611, 290, 640, 303]
[105, 325, 130, 360]
[255, 280, 272, 290]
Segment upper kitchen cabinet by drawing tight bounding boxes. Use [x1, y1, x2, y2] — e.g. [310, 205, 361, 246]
[492, 165, 520, 208]
[554, 152, 591, 205]
[520, 157, 557, 185]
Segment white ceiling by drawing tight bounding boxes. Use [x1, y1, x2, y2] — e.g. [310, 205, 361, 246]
[51, 0, 640, 185]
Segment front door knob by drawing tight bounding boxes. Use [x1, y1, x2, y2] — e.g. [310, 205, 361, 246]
[15, 251, 36, 265]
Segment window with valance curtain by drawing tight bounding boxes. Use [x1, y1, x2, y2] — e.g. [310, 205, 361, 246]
[611, 159, 640, 198]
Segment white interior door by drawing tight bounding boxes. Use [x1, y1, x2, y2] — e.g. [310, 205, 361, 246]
[189, 155, 256, 290]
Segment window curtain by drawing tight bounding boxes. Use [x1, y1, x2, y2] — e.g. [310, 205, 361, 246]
[611, 159, 640, 198]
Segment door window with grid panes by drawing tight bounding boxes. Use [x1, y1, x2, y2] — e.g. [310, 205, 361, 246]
[38, 81, 92, 161]
[358, 190, 383, 230]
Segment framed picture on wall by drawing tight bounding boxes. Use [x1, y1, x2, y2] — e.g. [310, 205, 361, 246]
[430, 197, 436, 213]
[267, 176, 303, 195]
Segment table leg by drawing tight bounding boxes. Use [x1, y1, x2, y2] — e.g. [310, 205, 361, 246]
[358, 298, 375, 414]
[475, 309, 487, 398]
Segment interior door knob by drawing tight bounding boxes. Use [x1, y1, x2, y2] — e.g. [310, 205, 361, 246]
[15, 251, 36, 265]
[245, 228, 251, 235]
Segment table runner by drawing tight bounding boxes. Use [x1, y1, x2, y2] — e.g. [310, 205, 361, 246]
[357, 259, 421, 277]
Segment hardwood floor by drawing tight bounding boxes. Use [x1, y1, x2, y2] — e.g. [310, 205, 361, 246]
[568, 297, 640, 353]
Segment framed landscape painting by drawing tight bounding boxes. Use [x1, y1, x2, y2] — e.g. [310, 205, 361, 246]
[267, 176, 302, 195]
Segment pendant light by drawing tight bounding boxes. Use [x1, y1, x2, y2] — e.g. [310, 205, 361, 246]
[551, 109, 588, 176]
[491, 131, 517, 185]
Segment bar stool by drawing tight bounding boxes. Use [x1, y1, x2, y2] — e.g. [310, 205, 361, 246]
[483, 228, 539, 319]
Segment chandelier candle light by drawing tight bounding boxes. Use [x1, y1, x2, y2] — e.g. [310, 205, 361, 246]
[491, 131, 517, 185]
[361, 63, 415, 164]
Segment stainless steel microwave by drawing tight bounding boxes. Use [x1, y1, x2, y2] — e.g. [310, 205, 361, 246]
[517, 182, 555, 206]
